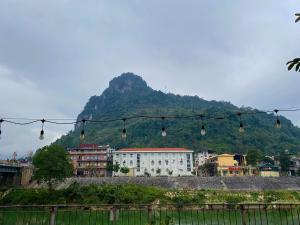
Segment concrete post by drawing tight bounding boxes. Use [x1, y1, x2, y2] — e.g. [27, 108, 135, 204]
[49, 207, 57, 225]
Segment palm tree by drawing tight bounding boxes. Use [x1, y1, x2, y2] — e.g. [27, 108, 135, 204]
[287, 14, 300, 72]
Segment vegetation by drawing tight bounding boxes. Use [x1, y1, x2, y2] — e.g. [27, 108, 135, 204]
[54, 73, 300, 155]
[120, 167, 129, 175]
[286, 13, 300, 72]
[279, 150, 292, 172]
[246, 149, 263, 166]
[2, 184, 300, 205]
[32, 145, 73, 190]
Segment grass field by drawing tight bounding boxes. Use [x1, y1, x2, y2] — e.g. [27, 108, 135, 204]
[1, 206, 299, 225]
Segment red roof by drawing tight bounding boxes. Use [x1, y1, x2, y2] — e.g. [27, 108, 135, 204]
[117, 148, 192, 152]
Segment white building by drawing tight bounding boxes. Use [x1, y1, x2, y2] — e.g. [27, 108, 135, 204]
[113, 148, 194, 177]
[194, 151, 216, 167]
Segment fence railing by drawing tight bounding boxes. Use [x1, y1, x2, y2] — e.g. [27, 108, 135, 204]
[1, 203, 300, 225]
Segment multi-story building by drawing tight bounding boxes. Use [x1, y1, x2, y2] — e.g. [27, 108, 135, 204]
[68, 144, 114, 177]
[113, 148, 194, 177]
[207, 154, 247, 176]
[194, 150, 216, 167]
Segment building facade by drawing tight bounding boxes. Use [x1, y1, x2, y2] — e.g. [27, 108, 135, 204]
[194, 151, 216, 167]
[113, 148, 194, 177]
[68, 144, 113, 177]
[258, 163, 280, 177]
[207, 154, 247, 176]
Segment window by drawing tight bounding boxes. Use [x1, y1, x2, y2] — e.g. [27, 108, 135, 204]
[123, 160, 126, 166]
[130, 154, 133, 158]
[130, 160, 133, 166]
[180, 159, 183, 165]
[151, 160, 155, 166]
[158, 160, 162, 165]
[123, 154, 126, 158]
[165, 160, 169, 165]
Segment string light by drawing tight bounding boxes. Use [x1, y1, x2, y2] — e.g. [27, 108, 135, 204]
[39, 119, 45, 140]
[0, 119, 3, 140]
[122, 118, 127, 139]
[0, 107, 299, 141]
[80, 119, 86, 141]
[161, 117, 167, 137]
[274, 109, 281, 129]
[200, 115, 206, 136]
[237, 113, 245, 133]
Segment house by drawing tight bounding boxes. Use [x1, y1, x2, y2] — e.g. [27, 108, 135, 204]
[289, 156, 300, 176]
[258, 163, 280, 177]
[68, 144, 114, 177]
[207, 154, 247, 176]
[194, 150, 216, 167]
[113, 148, 194, 177]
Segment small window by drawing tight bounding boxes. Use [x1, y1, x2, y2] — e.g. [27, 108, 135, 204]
[123, 160, 126, 166]
[130, 160, 133, 166]
[158, 160, 162, 165]
[151, 160, 155, 166]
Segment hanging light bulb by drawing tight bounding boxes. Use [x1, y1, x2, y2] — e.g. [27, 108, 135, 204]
[237, 113, 245, 133]
[239, 122, 245, 133]
[161, 117, 167, 137]
[0, 119, 3, 140]
[200, 115, 206, 136]
[274, 109, 281, 129]
[122, 118, 127, 139]
[80, 119, 86, 141]
[201, 125, 206, 136]
[39, 119, 45, 140]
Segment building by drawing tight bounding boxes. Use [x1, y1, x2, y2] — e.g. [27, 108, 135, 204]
[113, 148, 194, 177]
[194, 150, 216, 167]
[289, 156, 300, 176]
[68, 144, 114, 177]
[258, 163, 280, 177]
[207, 154, 247, 176]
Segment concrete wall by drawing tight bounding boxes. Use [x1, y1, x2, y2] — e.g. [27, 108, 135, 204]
[61, 176, 300, 191]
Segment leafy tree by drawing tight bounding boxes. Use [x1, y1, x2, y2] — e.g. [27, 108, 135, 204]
[279, 150, 291, 172]
[107, 162, 120, 173]
[32, 145, 73, 190]
[246, 149, 263, 166]
[120, 167, 129, 175]
[287, 13, 300, 72]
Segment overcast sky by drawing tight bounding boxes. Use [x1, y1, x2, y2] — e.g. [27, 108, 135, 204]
[0, 1, 300, 159]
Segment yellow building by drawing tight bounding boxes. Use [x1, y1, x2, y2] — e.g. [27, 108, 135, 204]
[208, 154, 246, 176]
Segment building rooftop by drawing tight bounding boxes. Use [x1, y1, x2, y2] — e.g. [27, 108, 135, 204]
[116, 148, 193, 153]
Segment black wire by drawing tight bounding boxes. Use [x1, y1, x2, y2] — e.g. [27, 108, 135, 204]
[0, 108, 299, 126]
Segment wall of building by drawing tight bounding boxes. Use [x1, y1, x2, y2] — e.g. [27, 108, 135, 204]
[114, 151, 193, 177]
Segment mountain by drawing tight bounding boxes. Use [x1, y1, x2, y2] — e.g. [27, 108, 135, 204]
[55, 73, 300, 154]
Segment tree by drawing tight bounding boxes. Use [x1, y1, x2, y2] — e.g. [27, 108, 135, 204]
[32, 145, 73, 190]
[261, 156, 274, 165]
[246, 149, 263, 166]
[120, 167, 129, 175]
[107, 162, 120, 173]
[279, 150, 291, 172]
[287, 13, 300, 72]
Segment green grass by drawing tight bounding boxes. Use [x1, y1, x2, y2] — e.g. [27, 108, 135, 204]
[1, 208, 299, 225]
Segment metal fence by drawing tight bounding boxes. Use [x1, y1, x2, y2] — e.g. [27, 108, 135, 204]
[1, 203, 300, 225]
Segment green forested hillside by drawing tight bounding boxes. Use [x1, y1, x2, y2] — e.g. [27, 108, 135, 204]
[54, 73, 300, 154]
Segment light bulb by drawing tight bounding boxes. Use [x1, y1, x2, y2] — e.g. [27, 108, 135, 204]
[122, 128, 127, 139]
[276, 119, 281, 129]
[200, 125, 206, 136]
[39, 130, 44, 140]
[80, 130, 85, 140]
[239, 123, 244, 133]
[161, 127, 167, 137]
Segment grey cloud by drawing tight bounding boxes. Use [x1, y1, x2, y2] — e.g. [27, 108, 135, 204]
[0, 0, 299, 158]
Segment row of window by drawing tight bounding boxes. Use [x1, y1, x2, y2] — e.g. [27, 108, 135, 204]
[115, 153, 191, 158]
[116, 159, 186, 167]
[70, 155, 106, 160]
[77, 162, 107, 167]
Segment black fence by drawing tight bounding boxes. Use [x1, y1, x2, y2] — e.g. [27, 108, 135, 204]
[0, 203, 300, 225]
